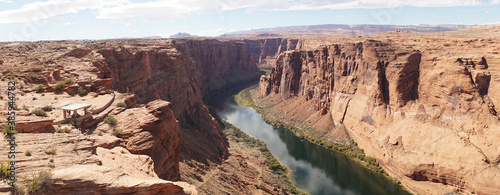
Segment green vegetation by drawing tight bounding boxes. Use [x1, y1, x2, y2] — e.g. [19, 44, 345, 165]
[32, 110, 47, 117]
[68, 120, 80, 129]
[53, 81, 66, 93]
[112, 128, 122, 138]
[116, 102, 127, 108]
[77, 89, 88, 96]
[0, 161, 10, 179]
[44, 147, 57, 155]
[41, 105, 53, 112]
[28, 72, 37, 80]
[3, 123, 17, 135]
[221, 120, 305, 195]
[12, 183, 26, 195]
[25, 150, 32, 156]
[104, 116, 117, 126]
[56, 127, 70, 133]
[73, 140, 79, 151]
[44, 58, 55, 64]
[64, 78, 74, 85]
[35, 84, 44, 93]
[25, 170, 51, 194]
[96, 131, 103, 136]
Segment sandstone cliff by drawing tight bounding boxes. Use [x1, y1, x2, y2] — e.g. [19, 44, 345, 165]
[258, 37, 500, 194]
[91, 39, 262, 165]
[243, 38, 300, 68]
[0, 38, 264, 193]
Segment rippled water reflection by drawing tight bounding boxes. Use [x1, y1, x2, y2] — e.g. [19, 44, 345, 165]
[211, 91, 407, 195]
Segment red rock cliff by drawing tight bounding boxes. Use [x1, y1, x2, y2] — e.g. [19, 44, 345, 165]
[259, 39, 500, 194]
[243, 38, 300, 68]
[93, 39, 261, 166]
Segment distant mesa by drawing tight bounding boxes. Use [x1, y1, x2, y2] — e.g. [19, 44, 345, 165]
[170, 32, 199, 39]
[221, 24, 472, 37]
[257, 33, 281, 37]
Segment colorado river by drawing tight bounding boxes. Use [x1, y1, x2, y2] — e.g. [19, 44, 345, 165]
[210, 86, 408, 195]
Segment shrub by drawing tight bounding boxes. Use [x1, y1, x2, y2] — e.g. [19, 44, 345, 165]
[96, 131, 103, 136]
[116, 102, 127, 108]
[25, 150, 32, 156]
[112, 128, 122, 138]
[12, 184, 26, 195]
[77, 89, 88, 96]
[56, 127, 70, 133]
[32, 110, 47, 117]
[68, 120, 80, 129]
[41, 105, 53, 112]
[104, 116, 117, 126]
[26, 170, 51, 194]
[64, 78, 74, 85]
[3, 123, 16, 135]
[53, 81, 66, 93]
[73, 141, 78, 151]
[365, 156, 379, 166]
[44, 147, 56, 155]
[36, 84, 45, 93]
[0, 161, 9, 179]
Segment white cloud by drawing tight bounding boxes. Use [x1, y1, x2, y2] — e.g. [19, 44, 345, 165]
[287, 0, 485, 10]
[62, 22, 74, 25]
[0, 0, 13, 3]
[0, 0, 496, 24]
[0, 0, 127, 24]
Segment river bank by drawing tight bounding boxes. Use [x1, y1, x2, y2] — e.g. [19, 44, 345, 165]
[235, 84, 411, 194]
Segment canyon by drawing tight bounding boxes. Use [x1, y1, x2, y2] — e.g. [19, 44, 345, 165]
[255, 27, 500, 194]
[0, 39, 288, 194]
[0, 25, 498, 194]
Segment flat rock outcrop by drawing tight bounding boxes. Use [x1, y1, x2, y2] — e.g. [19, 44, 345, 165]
[45, 147, 196, 195]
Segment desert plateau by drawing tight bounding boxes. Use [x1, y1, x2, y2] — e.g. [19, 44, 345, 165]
[0, 1, 500, 195]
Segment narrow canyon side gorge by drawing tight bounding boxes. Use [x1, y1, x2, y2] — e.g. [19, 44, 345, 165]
[256, 35, 500, 194]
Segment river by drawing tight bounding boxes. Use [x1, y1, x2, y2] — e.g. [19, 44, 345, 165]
[209, 86, 408, 195]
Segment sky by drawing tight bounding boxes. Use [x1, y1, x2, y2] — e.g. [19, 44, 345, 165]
[0, 0, 499, 42]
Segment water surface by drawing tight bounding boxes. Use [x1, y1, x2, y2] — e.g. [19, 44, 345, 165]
[210, 88, 407, 195]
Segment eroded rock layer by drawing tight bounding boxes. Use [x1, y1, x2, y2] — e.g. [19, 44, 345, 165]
[91, 39, 262, 165]
[258, 38, 500, 194]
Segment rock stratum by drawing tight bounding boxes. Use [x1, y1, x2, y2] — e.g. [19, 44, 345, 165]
[0, 38, 269, 194]
[257, 35, 500, 194]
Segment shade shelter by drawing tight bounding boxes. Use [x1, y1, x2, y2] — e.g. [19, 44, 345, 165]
[60, 103, 92, 119]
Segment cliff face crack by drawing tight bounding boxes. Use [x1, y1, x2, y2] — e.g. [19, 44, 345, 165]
[462, 63, 497, 116]
[377, 61, 390, 105]
[340, 98, 351, 123]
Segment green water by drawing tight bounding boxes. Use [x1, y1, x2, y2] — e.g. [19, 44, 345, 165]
[210, 89, 409, 195]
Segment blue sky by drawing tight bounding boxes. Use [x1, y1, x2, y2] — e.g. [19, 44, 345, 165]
[0, 0, 499, 42]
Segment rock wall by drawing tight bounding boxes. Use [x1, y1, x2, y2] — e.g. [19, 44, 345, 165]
[115, 100, 181, 181]
[259, 39, 500, 194]
[243, 38, 300, 68]
[92, 39, 261, 167]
